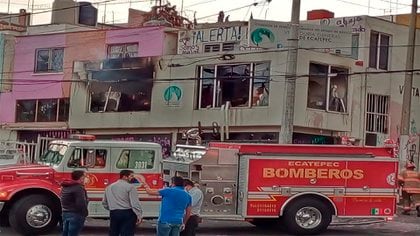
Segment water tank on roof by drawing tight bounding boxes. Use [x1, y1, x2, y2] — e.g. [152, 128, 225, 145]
[78, 2, 97, 26]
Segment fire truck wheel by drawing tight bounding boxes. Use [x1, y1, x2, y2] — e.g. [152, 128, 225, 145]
[8, 194, 60, 235]
[283, 198, 332, 235]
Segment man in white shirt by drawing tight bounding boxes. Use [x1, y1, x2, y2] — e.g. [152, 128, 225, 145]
[181, 179, 203, 236]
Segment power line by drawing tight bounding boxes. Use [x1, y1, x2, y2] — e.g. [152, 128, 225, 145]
[196, 1, 264, 20]
[0, 0, 120, 21]
[1, 68, 420, 87]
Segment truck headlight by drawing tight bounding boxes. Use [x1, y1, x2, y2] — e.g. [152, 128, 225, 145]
[0, 191, 8, 198]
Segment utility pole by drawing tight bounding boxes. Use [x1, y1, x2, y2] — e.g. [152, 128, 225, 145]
[279, 0, 300, 144]
[400, 0, 418, 135]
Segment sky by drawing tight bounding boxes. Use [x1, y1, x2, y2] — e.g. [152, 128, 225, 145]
[0, 0, 416, 25]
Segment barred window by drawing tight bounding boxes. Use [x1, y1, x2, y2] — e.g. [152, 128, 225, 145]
[366, 94, 389, 133]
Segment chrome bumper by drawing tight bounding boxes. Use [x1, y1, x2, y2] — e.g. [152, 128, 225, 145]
[0, 202, 4, 212]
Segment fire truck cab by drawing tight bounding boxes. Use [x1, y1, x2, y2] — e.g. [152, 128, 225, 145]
[0, 135, 163, 235]
[163, 142, 398, 235]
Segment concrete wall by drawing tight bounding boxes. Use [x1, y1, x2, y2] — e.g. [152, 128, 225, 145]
[106, 27, 166, 57]
[63, 30, 106, 97]
[69, 50, 357, 138]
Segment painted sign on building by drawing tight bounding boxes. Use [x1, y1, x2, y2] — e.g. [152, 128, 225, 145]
[249, 19, 352, 55]
[177, 24, 248, 54]
[308, 16, 367, 34]
[163, 85, 183, 106]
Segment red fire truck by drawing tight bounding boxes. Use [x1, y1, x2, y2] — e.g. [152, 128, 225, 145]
[0, 138, 398, 235]
[163, 142, 398, 235]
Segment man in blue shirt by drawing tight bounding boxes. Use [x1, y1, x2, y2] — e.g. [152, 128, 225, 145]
[145, 176, 192, 236]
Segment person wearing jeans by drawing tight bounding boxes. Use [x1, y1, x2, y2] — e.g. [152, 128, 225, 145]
[181, 179, 203, 236]
[60, 170, 89, 236]
[62, 212, 86, 235]
[145, 176, 192, 236]
[103, 170, 143, 236]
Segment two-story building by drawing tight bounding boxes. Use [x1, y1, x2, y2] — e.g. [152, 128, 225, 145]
[69, 20, 361, 152]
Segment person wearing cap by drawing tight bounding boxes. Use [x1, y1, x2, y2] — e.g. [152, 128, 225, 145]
[181, 179, 203, 236]
[398, 161, 420, 216]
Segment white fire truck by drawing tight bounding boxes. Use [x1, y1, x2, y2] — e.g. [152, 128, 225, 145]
[0, 135, 163, 235]
[162, 142, 398, 235]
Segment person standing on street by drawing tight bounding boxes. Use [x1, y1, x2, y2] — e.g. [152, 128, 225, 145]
[145, 176, 192, 236]
[60, 170, 89, 236]
[103, 170, 143, 236]
[398, 162, 420, 216]
[181, 179, 203, 236]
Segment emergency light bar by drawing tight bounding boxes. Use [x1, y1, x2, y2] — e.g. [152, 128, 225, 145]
[68, 134, 96, 141]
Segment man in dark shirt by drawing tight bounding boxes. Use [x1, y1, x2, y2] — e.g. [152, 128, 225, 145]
[60, 170, 89, 236]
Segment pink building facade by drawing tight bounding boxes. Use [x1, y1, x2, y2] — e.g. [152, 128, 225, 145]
[0, 26, 172, 141]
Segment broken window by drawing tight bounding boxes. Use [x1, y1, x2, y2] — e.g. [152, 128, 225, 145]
[369, 31, 390, 70]
[197, 62, 270, 108]
[107, 43, 138, 58]
[16, 98, 69, 122]
[89, 68, 153, 112]
[307, 63, 348, 113]
[35, 48, 64, 73]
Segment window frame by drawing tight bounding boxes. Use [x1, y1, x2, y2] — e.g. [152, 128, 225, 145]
[107, 43, 139, 59]
[365, 93, 389, 134]
[34, 48, 64, 73]
[116, 149, 156, 171]
[368, 31, 391, 70]
[307, 62, 349, 113]
[196, 61, 270, 109]
[15, 98, 70, 123]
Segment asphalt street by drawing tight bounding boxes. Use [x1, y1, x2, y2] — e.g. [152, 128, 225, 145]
[1, 211, 420, 236]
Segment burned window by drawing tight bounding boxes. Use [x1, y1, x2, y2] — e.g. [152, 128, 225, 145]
[197, 62, 270, 109]
[89, 68, 153, 112]
[307, 63, 348, 113]
[35, 48, 64, 73]
[107, 43, 138, 58]
[16, 98, 69, 122]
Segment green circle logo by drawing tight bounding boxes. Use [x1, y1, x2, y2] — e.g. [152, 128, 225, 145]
[251, 27, 275, 46]
[163, 85, 182, 103]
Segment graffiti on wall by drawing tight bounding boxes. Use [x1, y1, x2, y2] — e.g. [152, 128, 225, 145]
[318, 16, 366, 33]
[399, 85, 420, 97]
[399, 120, 419, 169]
[177, 25, 248, 54]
